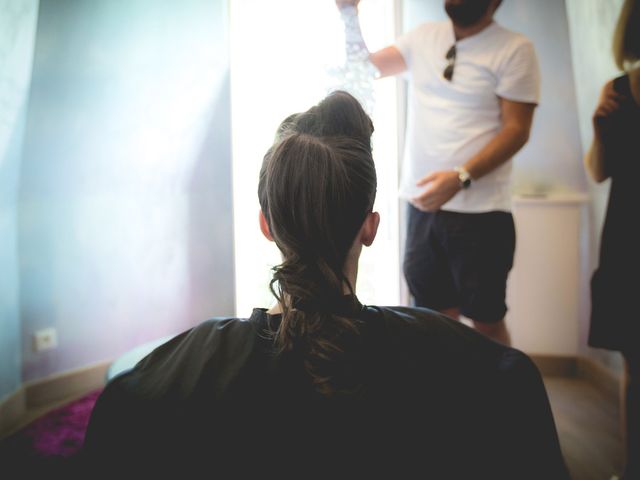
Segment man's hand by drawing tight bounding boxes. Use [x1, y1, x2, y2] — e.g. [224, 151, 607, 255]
[410, 170, 461, 212]
[593, 80, 625, 143]
[336, 0, 360, 8]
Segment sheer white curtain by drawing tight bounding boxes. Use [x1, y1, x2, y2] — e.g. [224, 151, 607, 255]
[230, 0, 400, 315]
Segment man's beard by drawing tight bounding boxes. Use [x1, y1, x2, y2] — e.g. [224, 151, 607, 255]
[445, 0, 493, 27]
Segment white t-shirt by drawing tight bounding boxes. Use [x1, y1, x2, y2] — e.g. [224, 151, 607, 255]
[395, 21, 540, 212]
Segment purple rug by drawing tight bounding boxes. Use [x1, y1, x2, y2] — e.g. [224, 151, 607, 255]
[0, 388, 101, 468]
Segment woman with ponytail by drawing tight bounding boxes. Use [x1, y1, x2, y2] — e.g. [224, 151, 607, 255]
[83, 91, 568, 479]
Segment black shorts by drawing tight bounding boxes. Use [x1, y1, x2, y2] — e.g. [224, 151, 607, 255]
[403, 206, 516, 324]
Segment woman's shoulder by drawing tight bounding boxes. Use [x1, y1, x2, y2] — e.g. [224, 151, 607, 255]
[363, 305, 535, 373]
[365, 304, 484, 338]
[364, 305, 456, 333]
[143, 315, 257, 365]
[105, 315, 259, 401]
[365, 305, 510, 350]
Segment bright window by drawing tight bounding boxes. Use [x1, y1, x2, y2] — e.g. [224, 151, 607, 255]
[230, 0, 400, 315]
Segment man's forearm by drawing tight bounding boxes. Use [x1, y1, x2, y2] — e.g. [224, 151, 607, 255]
[464, 125, 530, 180]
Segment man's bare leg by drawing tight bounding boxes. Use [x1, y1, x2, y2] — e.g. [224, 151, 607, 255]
[472, 319, 511, 346]
[438, 308, 511, 346]
[439, 307, 460, 321]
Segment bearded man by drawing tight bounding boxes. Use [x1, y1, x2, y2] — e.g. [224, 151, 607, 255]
[337, 0, 540, 345]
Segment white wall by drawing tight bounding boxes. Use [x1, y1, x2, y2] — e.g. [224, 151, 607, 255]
[17, 0, 234, 383]
[0, 0, 39, 401]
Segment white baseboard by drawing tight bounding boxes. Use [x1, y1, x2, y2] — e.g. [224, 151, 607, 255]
[23, 360, 110, 409]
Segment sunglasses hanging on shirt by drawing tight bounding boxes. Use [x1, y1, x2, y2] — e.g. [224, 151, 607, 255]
[443, 44, 456, 82]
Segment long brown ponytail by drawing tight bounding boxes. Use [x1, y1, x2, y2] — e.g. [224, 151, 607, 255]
[258, 91, 376, 396]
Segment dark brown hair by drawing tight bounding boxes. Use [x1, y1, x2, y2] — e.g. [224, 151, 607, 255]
[258, 91, 376, 396]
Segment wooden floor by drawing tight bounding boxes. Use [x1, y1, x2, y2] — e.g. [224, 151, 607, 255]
[544, 376, 624, 480]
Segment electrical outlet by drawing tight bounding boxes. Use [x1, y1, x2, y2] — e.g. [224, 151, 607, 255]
[33, 328, 58, 352]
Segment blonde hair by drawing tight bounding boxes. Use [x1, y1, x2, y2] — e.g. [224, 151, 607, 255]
[613, 0, 640, 70]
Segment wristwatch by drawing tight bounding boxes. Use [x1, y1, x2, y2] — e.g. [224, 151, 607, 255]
[454, 166, 472, 189]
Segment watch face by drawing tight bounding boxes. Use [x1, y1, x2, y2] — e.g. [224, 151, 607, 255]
[455, 167, 471, 188]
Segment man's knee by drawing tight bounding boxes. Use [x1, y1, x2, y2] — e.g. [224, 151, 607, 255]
[472, 319, 507, 335]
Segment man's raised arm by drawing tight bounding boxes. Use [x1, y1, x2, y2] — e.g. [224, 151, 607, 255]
[336, 0, 408, 79]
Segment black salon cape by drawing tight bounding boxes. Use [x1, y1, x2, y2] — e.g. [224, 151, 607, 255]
[81, 306, 568, 479]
